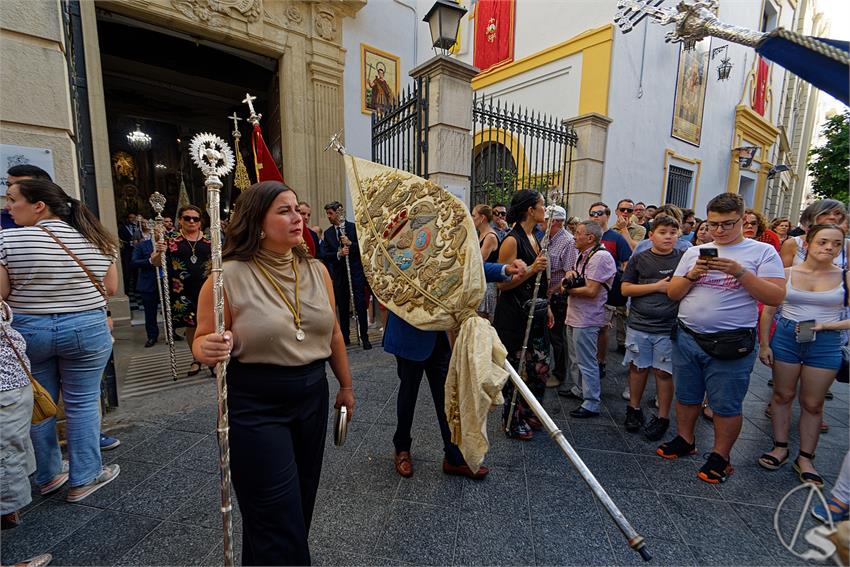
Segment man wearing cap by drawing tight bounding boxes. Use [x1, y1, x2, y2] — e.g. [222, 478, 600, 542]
[544, 205, 578, 388]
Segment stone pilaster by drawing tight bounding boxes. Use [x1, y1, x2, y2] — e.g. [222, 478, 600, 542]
[562, 112, 612, 217]
[410, 55, 479, 203]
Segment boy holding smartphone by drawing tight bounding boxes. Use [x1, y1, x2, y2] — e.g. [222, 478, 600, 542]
[620, 216, 684, 441]
[657, 193, 785, 484]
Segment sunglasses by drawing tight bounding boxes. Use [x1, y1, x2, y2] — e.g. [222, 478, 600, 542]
[589, 210, 607, 218]
[493, 211, 506, 217]
[618, 207, 634, 213]
[182, 216, 201, 222]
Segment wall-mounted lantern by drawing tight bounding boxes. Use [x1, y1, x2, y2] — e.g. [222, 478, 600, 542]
[711, 45, 733, 81]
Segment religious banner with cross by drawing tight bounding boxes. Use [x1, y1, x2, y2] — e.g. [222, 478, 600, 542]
[473, 0, 516, 73]
[242, 93, 284, 183]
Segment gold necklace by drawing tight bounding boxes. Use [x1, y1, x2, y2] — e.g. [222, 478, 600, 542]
[254, 257, 304, 341]
[181, 230, 202, 264]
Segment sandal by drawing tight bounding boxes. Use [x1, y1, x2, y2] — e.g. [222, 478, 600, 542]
[698, 452, 734, 484]
[187, 360, 202, 377]
[764, 403, 773, 419]
[820, 421, 829, 434]
[701, 404, 714, 422]
[793, 451, 823, 487]
[757, 441, 788, 470]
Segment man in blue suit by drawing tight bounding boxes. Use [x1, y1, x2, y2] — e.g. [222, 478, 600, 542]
[386, 258, 525, 479]
[321, 201, 371, 349]
[131, 223, 162, 348]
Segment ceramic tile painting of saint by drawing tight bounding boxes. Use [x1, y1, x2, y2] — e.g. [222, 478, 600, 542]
[671, 38, 711, 146]
[361, 44, 400, 114]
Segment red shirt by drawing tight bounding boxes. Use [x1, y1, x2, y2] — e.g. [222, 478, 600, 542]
[755, 229, 781, 252]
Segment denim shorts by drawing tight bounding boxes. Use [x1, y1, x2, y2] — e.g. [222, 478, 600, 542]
[770, 317, 843, 370]
[622, 326, 673, 374]
[672, 328, 757, 417]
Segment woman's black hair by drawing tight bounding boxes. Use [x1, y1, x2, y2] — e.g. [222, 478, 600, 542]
[506, 190, 541, 225]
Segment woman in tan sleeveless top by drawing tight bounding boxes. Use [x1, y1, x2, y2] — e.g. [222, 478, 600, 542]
[193, 181, 355, 566]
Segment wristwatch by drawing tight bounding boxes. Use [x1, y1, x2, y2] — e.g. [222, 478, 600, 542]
[733, 268, 747, 279]
[685, 272, 700, 282]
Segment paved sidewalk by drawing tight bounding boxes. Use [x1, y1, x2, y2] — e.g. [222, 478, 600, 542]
[3, 345, 847, 566]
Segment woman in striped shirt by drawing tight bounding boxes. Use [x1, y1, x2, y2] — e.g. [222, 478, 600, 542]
[0, 179, 121, 503]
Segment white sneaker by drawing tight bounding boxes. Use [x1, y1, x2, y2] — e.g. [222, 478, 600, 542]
[66, 464, 120, 503]
[621, 387, 631, 400]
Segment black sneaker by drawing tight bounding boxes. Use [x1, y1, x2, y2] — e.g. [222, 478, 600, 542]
[656, 435, 696, 460]
[644, 416, 670, 441]
[624, 406, 644, 432]
[698, 452, 734, 484]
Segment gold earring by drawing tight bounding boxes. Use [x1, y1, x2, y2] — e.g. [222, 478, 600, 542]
[260, 230, 266, 239]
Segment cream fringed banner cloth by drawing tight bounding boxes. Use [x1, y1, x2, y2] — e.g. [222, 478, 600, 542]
[343, 155, 508, 473]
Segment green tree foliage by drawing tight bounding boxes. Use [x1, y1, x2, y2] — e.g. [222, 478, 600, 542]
[808, 111, 849, 204]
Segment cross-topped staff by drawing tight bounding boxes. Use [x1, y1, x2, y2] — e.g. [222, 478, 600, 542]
[228, 112, 251, 192]
[149, 192, 178, 381]
[242, 93, 262, 125]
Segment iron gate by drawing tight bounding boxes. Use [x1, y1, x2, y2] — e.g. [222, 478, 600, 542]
[371, 75, 429, 178]
[471, 94, 577, 208]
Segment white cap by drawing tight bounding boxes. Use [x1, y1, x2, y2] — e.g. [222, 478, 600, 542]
[544, 205, 566, 220]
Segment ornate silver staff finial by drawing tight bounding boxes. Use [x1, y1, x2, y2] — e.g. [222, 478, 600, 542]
[227, 112, 242, 139]
[323, 130, 346, 155]
[148, 191, 177, 381]
[190, 133, 235, 180]
[242, 93, 262, 125]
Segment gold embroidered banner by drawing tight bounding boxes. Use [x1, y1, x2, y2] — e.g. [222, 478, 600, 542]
[343, 155, 508, 472]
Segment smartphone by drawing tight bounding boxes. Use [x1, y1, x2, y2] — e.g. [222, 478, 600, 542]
[699, 248, 719, 258]
[796, 320, 817, 343]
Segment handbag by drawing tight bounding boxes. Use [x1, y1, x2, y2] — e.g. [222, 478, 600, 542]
[37, 225, 109, 301]
[1, 325, 57, 424]
[678, 321, 757, 361]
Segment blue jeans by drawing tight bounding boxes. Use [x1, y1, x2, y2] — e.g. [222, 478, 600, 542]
[13, 309, 112, 487]
[572, 326, 602, 412]
[672, 328, 756, 417]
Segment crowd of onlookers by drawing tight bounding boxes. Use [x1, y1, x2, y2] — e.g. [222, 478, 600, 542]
[472, 191, 848, 515]
[1, 160, 848, 566]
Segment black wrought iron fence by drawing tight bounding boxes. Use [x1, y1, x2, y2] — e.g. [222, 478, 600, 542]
[371, 75, 429, 178]
[471, 94, 578, 209]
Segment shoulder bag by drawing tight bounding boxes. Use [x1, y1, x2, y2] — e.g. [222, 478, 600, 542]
[37, 225, 109, 301]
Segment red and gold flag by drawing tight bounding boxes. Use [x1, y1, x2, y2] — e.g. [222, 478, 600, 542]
[473, 0, 515, 73]
[752, 56, 769, 116]
[251, 123, 284, 182]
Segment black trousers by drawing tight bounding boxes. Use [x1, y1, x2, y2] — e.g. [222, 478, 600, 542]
[548, 296, 568, 382]
[334, 276, 369, 343]
[227, 358, 329, 566]
[139, 291, 159, 341]
[393, 333, 465, 466]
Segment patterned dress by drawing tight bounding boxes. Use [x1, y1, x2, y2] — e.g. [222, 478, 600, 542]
[166, 232, 211, 328]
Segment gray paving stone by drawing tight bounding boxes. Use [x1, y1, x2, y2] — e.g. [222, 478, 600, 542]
[662, 495, 761, 549]
[99, 423, 164, 461]
[688, 542, 774, 566]
[634, 455, 721, 498]
[202, 532, 243, 566]
[173, 435, 220, 474]
[569, 422, 630, 453]
[0, 500, 100, 565]
[167, 405, 218, 434]
[109, 464, 215, 519]
[374, 500, 459, 565]
[47, 510, 160, 566]
[576, 449, 653, 491]
[394, 461, 465, 508]
[609, 537, 696, 566]
[716, 462, 807, 511]
[313, 547, 412, 566]
[69, 459, 163, 509]
[597, 487, 684, 542]
[116, 521, 220, 565]
[117, 428, 208, 466]
[309, 489, 393, 554]
[167, 476, 243, 533]
[334, 452, 402, 497]
[521, 422, 580, 478]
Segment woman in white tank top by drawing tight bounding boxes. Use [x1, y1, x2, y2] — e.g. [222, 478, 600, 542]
[758, 225, 849, 487]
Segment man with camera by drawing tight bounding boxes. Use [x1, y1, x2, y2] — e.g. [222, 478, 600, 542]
[657, 192, 785, 484]
[560, 221, 617, 418]
[544, 205, 578, 388]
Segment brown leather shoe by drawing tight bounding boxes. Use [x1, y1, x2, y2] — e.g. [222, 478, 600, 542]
[394, 451, 413, 478]
[442, 459, 490, 480]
